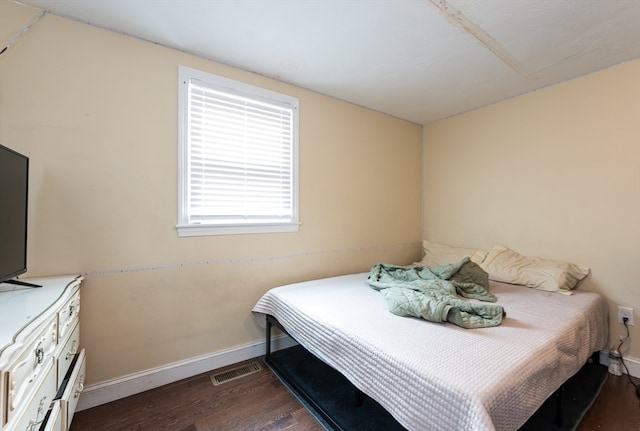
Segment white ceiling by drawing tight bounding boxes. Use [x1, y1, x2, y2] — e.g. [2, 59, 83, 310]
[18, 0, 640, 124]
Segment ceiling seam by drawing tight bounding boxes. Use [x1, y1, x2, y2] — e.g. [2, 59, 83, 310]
[426, 0, 533, 79]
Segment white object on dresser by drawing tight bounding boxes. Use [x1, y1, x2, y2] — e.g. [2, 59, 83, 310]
[0, 275, 85, 431]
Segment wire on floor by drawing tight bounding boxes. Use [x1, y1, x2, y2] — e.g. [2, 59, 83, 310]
[617, 318, 640, 398]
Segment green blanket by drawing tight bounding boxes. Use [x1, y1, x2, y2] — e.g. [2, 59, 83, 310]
[367, 258, 505, 328]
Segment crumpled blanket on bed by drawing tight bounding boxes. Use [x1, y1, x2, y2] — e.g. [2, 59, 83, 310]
[367, 258, 505, 328]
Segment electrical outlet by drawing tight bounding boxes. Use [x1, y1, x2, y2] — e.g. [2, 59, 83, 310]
[617, 306, 634, 326]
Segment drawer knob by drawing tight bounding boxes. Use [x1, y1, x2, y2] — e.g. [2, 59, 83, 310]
[65, 340, 78, 360]
[74, 376, 85, 399]
[34, 346, 44, 364]
[26, 395, 47, 430]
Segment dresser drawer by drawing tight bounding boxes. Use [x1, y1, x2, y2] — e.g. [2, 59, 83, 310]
[38, 401, 62, 431]
[57, 290, 80, 343]
[6, 316, 57, 423]
[11, 361, 55, 431]
[0, 275, 83, 431]
[56, 323, 79, 385]
[58, 349, 85, 431]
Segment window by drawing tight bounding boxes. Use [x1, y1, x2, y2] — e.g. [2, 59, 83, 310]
[177, 66, 299, 236]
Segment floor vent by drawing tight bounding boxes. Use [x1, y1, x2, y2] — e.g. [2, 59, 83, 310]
[210, 361, 263, 386]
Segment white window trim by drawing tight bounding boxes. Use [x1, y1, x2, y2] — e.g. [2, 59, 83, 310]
[176, 65, 299, 236]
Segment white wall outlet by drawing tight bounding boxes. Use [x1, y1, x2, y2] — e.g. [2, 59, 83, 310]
[617, 306, 634, 326]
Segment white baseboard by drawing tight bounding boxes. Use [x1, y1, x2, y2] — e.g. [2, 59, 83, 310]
[76, 334, 297, 411]
[599, 350, 640, 378]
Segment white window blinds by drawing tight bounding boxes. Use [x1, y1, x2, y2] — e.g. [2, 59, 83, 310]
[177, 66, 299, 236]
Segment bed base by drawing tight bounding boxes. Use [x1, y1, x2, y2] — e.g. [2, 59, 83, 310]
[265, 314, 365, 431]
[264, 314, 595, 431]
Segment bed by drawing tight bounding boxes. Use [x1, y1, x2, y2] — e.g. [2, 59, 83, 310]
[252, 269, 608, 431]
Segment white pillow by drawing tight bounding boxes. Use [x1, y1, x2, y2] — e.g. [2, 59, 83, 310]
[480, 245, 589, 294]
[414, 240, 488, 267]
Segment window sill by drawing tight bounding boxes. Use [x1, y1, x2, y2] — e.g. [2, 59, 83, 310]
[176, 222, 300, 237]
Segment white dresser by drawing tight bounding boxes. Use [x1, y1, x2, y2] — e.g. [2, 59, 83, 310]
[0, 275, 85, 431]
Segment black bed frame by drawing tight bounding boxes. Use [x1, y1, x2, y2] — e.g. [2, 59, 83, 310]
[264, 314, 600, 431]
[265, 314, 367, 431]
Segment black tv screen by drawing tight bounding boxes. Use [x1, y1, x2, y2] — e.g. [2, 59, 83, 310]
[0, 144, 29, 284]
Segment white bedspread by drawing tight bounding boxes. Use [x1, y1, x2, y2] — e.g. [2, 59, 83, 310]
[252, 273, 608, 431]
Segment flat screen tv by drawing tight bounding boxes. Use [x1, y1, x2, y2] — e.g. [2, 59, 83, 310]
[0, 144, 38, 287]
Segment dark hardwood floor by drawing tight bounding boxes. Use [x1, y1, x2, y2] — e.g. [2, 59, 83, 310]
[71, 357, 322, 431]
[576, 370, 640, 431]
[71, 358, 640, 431]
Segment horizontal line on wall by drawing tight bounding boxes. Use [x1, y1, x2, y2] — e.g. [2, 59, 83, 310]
[81, 241, 420, 277]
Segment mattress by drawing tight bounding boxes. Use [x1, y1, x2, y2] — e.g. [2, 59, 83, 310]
[252, 272, 608, 431]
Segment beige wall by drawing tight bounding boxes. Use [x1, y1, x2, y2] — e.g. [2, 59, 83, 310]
[0, 2, 422, 385]
[423, 60, 640, 360]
